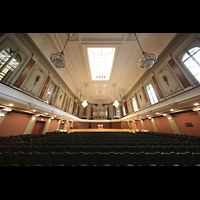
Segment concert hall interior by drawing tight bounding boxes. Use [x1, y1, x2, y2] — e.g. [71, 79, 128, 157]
[1, 33, 200, 166]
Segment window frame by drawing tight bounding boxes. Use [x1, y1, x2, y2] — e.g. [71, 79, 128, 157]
[0, 35, 30, 85]
[175, 36, 200, 86]
[43, 80, 58, 104]
[122, 105, 126, 116]
[0, 47, 22, 82]
[132, 97, 138, 112]
[146, 83, 159, 105]
[181, 47, 200, 83]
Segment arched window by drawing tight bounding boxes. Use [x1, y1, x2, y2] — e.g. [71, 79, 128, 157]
[146, 84, 158, 104]
[0, 47, 21, 82]
[132, 97, 138, 112]
[182, 47, 200, 83]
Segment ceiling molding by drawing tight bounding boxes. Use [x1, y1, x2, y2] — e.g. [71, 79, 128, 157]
[26, 33, 178, 104]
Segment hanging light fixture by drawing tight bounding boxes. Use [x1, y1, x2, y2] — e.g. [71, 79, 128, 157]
[82, 84, 88, 108]
[50, 33, 75, 69]
[113, 84, 119, 108]
[132, 33, 157, 69]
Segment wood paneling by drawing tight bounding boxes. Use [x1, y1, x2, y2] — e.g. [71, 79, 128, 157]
[168, 59, 191, 88]
[135, 92, 140, 110]
[141, 86, 149, 104]
[48, 119, 59, 132]
[154, 116, 173, 133]
[143, 119, 154, 132]
[53, 86, 60, 105]
[39, 76, 51, 99]
[130, 98, 133, 112]
[173, 111, 200, 136]
[67, 98, 71, 112]
[152, 75, 164, 99]
[136, 120, 143, 130]
[61, 93, 67, 109]
[14, 58, 35, 88]
[124, 101, 128, 115]
[0, 112, 31, 136]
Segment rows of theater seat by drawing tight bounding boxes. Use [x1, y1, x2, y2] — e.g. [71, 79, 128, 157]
[0, 131, 200, 166]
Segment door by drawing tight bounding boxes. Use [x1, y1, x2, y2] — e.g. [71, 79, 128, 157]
[31, 121, 46, 134]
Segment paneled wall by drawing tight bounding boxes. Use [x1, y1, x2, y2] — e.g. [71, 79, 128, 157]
[0, 111, 73, 136]
[0, 112, 31, 136]
[173, 111, 200, 136]
[125, 33, 200, 115]
[0, 110, 200, 136]
[0, 33, 79, 116]
[1, 33, 200, 137]
[154, 116, 173, 133]
[129, 111, 200, 136]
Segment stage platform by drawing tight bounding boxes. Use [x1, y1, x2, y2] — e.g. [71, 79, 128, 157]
[68, 129, 134, 133]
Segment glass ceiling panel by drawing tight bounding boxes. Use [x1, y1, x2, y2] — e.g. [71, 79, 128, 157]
[87, 47, 115, 81]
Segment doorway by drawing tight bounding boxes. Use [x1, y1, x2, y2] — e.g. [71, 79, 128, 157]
[31, 121, 46, 134]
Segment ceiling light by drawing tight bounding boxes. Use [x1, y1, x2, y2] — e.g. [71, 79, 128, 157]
[82, 100, 88, 108]
[156, 112, 159, 114]
[139, 52, 157, 69]
[3, 108, 12, 112]
[33, 109, 36, 112]
[113, 84, 119, 108]
[193, 107, 200, 111]
[88, 47, 115, 81]
[31, 116, 36, 120]
[132, 33, 157, 69]
[194, 103, 199, 106]
[170, 109, 174, 111]
[113, 100, 119, 108]
[9, 103, 13, 106]
[82, 84, 88, 108]
[50, 33, 75, 69]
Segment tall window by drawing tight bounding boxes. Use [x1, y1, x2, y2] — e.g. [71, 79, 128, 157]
[0, 47, 21, 82]
[182, 47, 200, 83]
[43, 81, 57, 104]
[132, 97, 138, 112]
[116, 106, 121, 118]
[122, 105, 126, 116]
[146, 84, 158, 104]
[63, 97, 69, 112]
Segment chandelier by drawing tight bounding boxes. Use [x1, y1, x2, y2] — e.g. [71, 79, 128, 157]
[82, 84, 88, 108]
[82, 100, 88, 108]
[132, 33, 157, 69]
[113, 100, 119, 108]
[113, 84, 119, 108]
[50, 33, 75, 69]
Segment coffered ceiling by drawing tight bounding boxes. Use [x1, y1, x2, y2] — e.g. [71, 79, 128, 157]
[28, 33, 177, 104]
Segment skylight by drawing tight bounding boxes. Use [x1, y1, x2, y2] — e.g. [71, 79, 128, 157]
[87, 47, 115, 81]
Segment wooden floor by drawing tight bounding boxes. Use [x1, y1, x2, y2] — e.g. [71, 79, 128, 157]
[68, 129, 134, 133]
